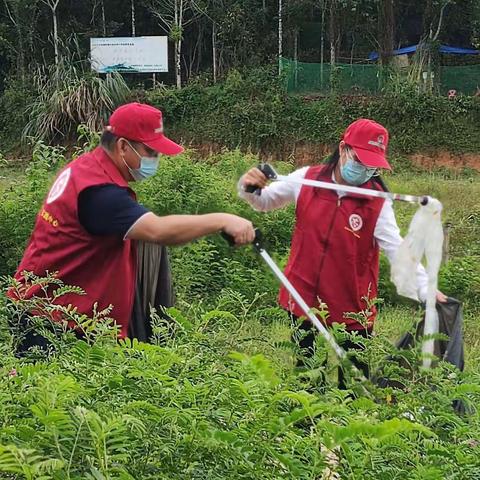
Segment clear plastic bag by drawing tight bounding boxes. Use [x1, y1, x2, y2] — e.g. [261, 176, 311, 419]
[390, 198, 444, 367]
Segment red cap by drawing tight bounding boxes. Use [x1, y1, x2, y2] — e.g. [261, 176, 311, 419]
[342, 119, 391, 170]
[108, 102, 184, 156]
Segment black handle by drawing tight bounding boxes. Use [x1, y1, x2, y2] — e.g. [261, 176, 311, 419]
[221, 231, 236, 246]
[245, 163, 277, 195]
[221, 228, 263, 250]
[245, 184, 261, 194]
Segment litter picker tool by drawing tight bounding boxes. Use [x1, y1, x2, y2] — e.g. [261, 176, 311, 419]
[221, 229, 367, 382]
[245, 163, 432, 205]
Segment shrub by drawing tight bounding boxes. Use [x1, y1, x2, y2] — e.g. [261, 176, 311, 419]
[1, 277, 480, 479]
[0, 77, 37, 151]
[145, 68, 480, 156]
[439, 256, 480, 304]
[0, 144, 60, 276]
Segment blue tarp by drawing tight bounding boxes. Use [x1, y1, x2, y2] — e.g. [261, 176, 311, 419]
[440, 45, 480, 55]
[368, 44, 480, 61]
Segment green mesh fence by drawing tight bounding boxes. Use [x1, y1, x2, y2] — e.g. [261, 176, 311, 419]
[439, 65, 480, 95]
[281, 58, 384, 94]
[281, 57, 480, 95]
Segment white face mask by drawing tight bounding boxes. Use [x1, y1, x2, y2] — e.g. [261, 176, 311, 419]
[123, 141, 159, 182]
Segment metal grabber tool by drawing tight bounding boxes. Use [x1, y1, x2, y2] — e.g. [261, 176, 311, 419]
[221, 229, 368, 384]
[245, 163, 432, 205]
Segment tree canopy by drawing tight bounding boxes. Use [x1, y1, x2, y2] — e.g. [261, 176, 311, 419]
[0, 0, 479, 91]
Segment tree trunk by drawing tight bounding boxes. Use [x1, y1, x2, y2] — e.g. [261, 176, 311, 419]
[329, 0, 336, 66]
[294, 29, 298, 89]
[195, 23, 203, 76]
[175, 38, 182, 88]
[101, 0, 106, 36]
[188, 23, 202, 80]
[378, 0, 395, 66]
[416, 0, 451, 92]
[212, 22, 217, 83]
[4, 1, 26, 80]
[42, 1, 61, 66]
[53, 6, 59, 65]
[433, 0, 451, 41]
[175, 0, 182, 88]
[131, 0, 136, 36]
[17, 27, 25, 80]
[320, 0, 326, 87]
[27, 6, 41, 65]
[278, 0, 283, 74]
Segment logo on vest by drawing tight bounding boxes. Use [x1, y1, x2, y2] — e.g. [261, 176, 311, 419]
[349, 214, 363, 232]
[46, 168, 71, 205]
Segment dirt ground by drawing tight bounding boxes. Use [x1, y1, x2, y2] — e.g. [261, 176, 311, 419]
[409, 151, 480, 171]
[189, 141, 480, 171]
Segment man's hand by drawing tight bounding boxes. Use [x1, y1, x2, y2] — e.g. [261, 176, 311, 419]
[242, 167, 269, 191]
[221, 214, 255, 245]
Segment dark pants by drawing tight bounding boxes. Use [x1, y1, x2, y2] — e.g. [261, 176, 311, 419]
[291, 314, 371, 389]
[11, 314, 84, 357]
[14, 316, 52, 355]
[11, 243, 174, 354]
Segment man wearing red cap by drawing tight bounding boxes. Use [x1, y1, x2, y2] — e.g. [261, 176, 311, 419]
[11, 102, 255, 351]
[239, 119, 446, 384]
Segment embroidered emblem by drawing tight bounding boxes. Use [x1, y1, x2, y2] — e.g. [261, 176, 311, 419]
[368, 134, 386, 150]
[349, 213, 363, 232]
[46, 168, 71, 205]
[154, 117, 164, 134]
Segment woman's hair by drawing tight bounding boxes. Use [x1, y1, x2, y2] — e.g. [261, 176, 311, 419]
[322, 145, 341, 176]
[372, 173, 389, 192]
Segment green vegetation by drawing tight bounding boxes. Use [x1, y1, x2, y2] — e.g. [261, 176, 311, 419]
[2, 277, 480, 479]
[144, 69, 480, 155]
[0, 1, 479, 477]
[2, 147, 478, 307]
[1, 142, 479, 478]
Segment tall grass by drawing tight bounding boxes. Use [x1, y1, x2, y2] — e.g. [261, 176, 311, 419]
[23, 60, 130, 143]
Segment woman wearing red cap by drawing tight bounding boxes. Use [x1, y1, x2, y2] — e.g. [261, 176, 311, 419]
[239, 119, 446, 385]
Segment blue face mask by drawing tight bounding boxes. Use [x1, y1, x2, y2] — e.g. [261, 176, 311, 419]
[340, 155, 376, 186]
[124, 141, 159, 182]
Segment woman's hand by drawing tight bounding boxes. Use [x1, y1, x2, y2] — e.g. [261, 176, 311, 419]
[242, 167, 269, 191]
[436, 291, 448, 303]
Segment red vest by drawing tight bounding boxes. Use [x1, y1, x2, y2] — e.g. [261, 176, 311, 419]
[278, 165, 385, 331]
[12, 147, 136, 338]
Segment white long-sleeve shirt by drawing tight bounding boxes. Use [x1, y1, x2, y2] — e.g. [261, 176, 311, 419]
[238, 166, 429, 302]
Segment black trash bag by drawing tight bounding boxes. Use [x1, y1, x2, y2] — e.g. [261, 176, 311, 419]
[395, 297, 464, 370]
[375, 298, 467, 413]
